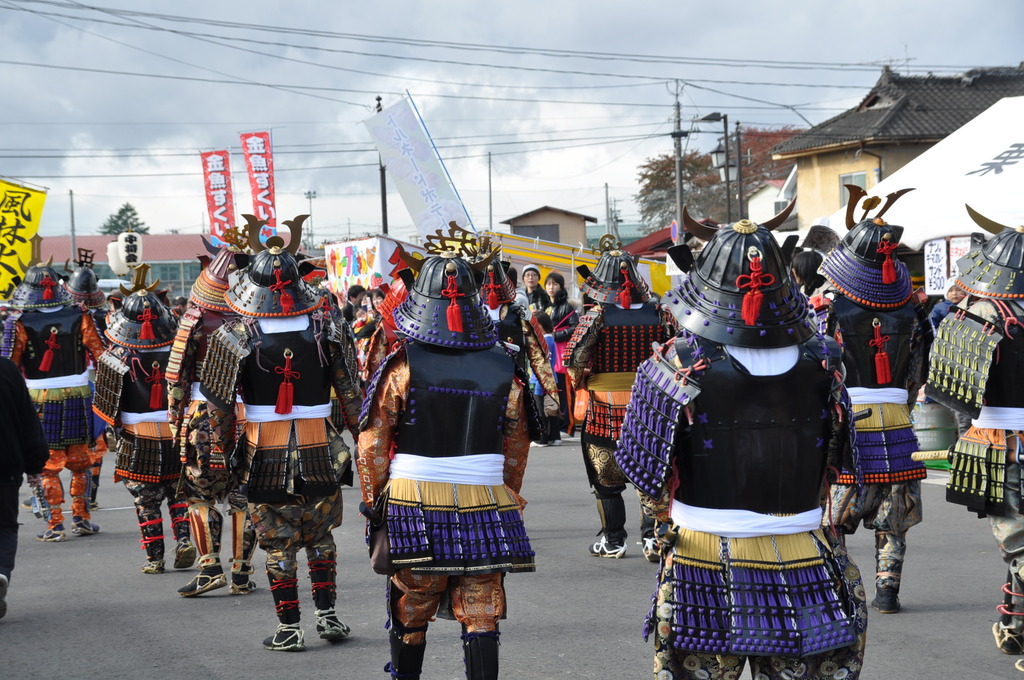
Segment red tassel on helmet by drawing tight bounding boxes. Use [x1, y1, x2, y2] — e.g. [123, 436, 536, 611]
[869, 319, 892, 384]
[442, 273, 464, 332]
[735, 250, 775, 326]
[271, 269, 295, 314]
[877, 238, 899, 285]
[39, 328, 59, 372]
[40, 275, 56, 300]
[146, 361, 164, 410]
[274, 350, 300, 414]
[618, 265, 635, 308]
[485, 271, 500, 310]
[138, 307, 156, 341]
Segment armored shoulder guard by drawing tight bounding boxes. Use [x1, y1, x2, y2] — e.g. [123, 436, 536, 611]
[93, 346, 132, 425]
[165, 308, 201, 385]
[199, 320, 251, 413]
[616, 337, 709, 498]
[925, 306, 1003, 418]
[359, 341, 406, 432]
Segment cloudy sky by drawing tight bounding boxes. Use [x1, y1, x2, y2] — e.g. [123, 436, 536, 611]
[1, 0, 1021, 246]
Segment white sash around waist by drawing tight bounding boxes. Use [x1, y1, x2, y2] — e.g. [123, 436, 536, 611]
[122, 410, 169, 425]
[847, 387, 908, 405]
[973, 406, 1024, 431]
[244, 402, 332, 423]
[25, 368, 91, 390]
[671, 500, 823, 539]
[390, 453, 504, 486]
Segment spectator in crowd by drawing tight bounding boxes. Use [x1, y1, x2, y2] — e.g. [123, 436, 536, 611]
[544, 271, 578, 431]
[929, 277, 967, 330]
[342, 284, 366, 323]
[521, 264, 550, 313]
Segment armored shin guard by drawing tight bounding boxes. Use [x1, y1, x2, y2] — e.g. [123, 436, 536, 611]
[138, 516, 165, 573]
[387, 627, 426, 679]
[593, 485, 627, 542]
[308, 554, 337, 611]
[230, 507, 257, 593]
[462, 629, 500, 680]
[872, 530, 903, 614]
[169, 501, 196, 569]
[995, 565, 1024, 654]
[269, 576, 301, 625]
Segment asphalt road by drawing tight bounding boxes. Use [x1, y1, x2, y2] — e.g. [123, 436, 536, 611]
[2, 441, 1019, 679]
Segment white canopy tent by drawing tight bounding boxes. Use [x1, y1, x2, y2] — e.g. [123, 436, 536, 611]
[828, 96, 1024, 251]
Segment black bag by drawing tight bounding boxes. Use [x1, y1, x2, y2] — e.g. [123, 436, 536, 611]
[361, 494, 394, 575]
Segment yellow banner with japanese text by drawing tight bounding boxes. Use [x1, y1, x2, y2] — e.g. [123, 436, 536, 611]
[0, 178, 46, 300]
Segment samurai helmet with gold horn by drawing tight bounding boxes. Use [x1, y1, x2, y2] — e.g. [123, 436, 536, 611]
[105, 263, 177, 348]
[662, 200, 813, 348]
[576, 235, 651, 306]
[955, 204, 1024, 299]
[392, 223, 497, 349]
[8, 256, 72, 310]
[820, 185, 914, 308]
[225, 214, 325, 318]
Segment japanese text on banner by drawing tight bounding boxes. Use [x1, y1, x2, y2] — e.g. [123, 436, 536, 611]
[363, 98, 472, 240]
[0, 179, 46, 300]
[201, 150, 237, 245]
[239, 131, 277, 237]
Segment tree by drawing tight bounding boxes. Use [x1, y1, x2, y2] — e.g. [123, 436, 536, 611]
[633, 125, 804, 232]
[98, 202, 149, 235]
[634, 151, 722, 233]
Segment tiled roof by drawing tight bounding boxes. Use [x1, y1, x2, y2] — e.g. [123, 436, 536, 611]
[37, 233, 211, 264]
[622, 227, 672, 259]
[774, 65, 1024, 157]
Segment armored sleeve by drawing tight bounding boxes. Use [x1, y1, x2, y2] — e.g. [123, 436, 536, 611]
[564, 306, 603, 385]
[904, 302, 934, 403]
[165, 311, 202, 441]
[356, 347, 408, 507]
[79, 311, 106, 362]
[328, 315, 363, 438]
[521, 315, 558, 399]
[502, 375, 532, 496]
[2, 319, 27, 365]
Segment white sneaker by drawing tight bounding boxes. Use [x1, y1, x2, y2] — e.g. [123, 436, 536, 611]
[550, 439, 563, 447]
[641, 536, 660, 563]
[0, 573, 8, 619]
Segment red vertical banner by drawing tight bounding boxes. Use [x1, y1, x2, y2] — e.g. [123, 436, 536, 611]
[200, 150, 237, 245]
[239, 130, 277, 241]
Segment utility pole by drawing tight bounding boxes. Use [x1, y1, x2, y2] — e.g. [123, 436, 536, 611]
[376, 96, 389, 235]
[670, 81, 687, 232]
[605, 183, 611, 234]
[488, 151, 493, 232]
[69, 189, 76, 258]
[304, 190, 316, 248]
[735, 121, 746, 220]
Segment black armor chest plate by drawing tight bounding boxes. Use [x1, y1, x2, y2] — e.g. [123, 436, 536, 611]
[592, 301, 665, 373]
[984, 301, 1024, 408]
[396, 342, 514, 458]
[495, 304, 527, 371]
[831, 295, 916, 389]
[676, 338, 832, 515]
[239, 324, 331, 407]
[122, 348, 172, 412]
[20, 307, 87, 378]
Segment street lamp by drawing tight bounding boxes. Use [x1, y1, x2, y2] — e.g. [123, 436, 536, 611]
[698, 112, 732, 222]
[304, 190, 317, 249]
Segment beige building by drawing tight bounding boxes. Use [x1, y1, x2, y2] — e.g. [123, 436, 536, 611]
[773, 65, 1024, 230]
[500, 206, 597, 247]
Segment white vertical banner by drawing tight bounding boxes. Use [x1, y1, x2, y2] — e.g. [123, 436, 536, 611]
[948, 236, 973, 277]
[923, 238, 948, 296]
[364, 96, 473, 240]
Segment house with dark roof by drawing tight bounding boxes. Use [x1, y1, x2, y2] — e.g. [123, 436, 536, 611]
[772, 65, 1024, 229]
